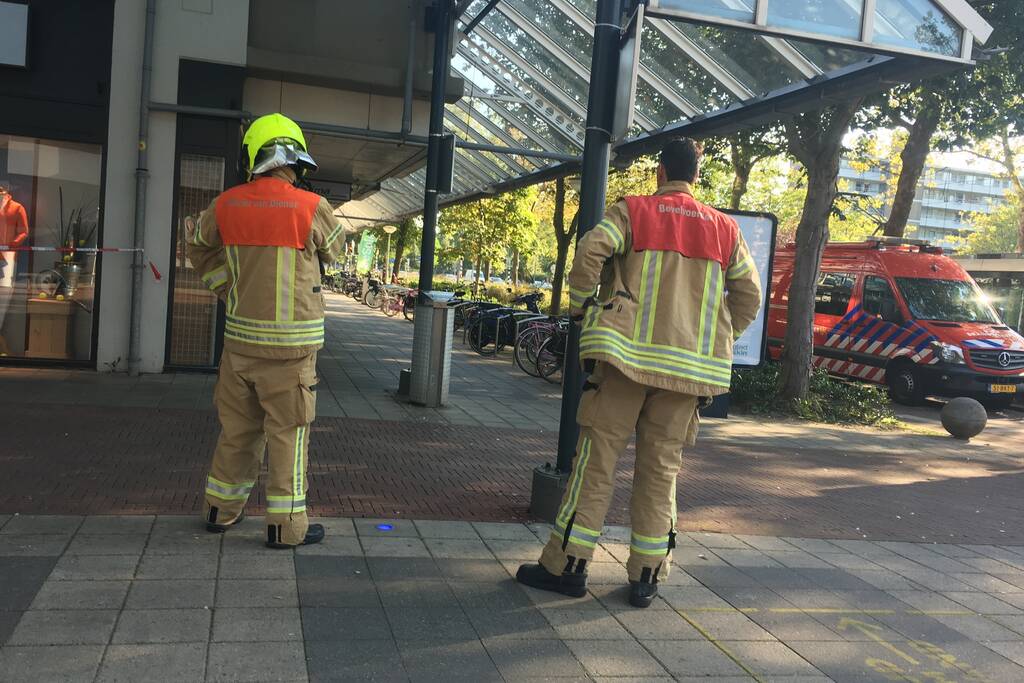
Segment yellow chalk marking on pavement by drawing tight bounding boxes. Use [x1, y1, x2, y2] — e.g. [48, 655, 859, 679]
[905, 610, 974, 617]
[771, 608, 895, 615]
[677, 610, 765, 683]
[686, 606, 760, 613]
[837, 618, 920, 667]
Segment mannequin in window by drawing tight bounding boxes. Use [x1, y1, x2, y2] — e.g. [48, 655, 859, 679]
[0, 180, 29, 355]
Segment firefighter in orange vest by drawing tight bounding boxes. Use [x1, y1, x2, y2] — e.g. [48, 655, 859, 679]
[186, 114, 346, 548]
[517, 138, 762, 606]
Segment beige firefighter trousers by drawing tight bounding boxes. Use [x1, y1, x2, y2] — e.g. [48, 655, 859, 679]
[203, 349, 317, 546]
[540, 362, 699, 582]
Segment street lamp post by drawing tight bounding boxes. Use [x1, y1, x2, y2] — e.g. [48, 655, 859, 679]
[383, 225, 398, 282]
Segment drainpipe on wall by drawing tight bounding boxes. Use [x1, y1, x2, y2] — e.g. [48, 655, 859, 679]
[127, 0, 157, 376]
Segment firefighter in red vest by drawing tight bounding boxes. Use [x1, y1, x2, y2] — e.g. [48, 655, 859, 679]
[517, 138, 762, 607]
[186, 114, 346, 548]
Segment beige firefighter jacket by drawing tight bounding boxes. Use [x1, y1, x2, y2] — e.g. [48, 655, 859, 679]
[186, 171, 346, 360]
[567, 181, 763, 396]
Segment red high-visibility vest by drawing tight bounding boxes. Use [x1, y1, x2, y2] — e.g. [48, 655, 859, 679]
[215, 177, 320, 249]
[624, 193, 737, 272]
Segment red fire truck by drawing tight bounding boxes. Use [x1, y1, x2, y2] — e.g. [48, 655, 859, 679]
[767, 238, 1024, 408]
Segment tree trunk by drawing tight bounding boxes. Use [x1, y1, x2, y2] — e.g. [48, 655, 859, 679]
[392, 220, 411, 280]
[779, 99, 863, 401]
[484, 260, 492, 282]
[881, 97, 941, 238]
[474, 253, 482, 288]
[998, 131, 1024, 254]
[512, 250, 520, 287]
[730, 144, 754, 211]
[549, 177, 578, 315]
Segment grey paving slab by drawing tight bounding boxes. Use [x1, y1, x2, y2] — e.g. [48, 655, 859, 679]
[294, 535, 364, 556]
[658, 584, 736, 610]
[0, 556, 57, 610]
[472, 521, 537, 541]
[305, 639, 408, 682]
[679, 609, 779, 641]
[294, 555, 368, 579]
[642, 639, 749, 677]
[689, 533, 753, 550]
[452, 579, 534, 610]
[613, 608, 704, 640]
[413, 519, 479, 539]
[733, 535, 798, 552]
[354, 518, 419, 538]
[50, 554, 139, 581]
[96, 642, 207, 683]
[298, 576, 381, 608]
[213, 607, 303, 642]
[314, 517, 357, 536]
[434, 558, 510, 583]
[9, 609, 119, 645]
[65, 533, 148, 556]
[398, 638, 502, 682]
[217, 578, 299, 608]
[365, 557, 442, 581]
[780, 538, 845, 555]
[0, 514, 83, 535]
[301, 606, 393, 641]
[360, 536, 430, 558]
[385, 607, 477, 641]
[145, 530, 222, 555]
[0, 533, 72, 556]
[484, 637, 588, 679]
[29, 579, 130, 610]
[376, 579, 457, 608]
[950, 571, 1022, 593]
[137, 552, 219, 580]
[932, 614, 1024, 642]
[745, 609, 846, 642]
[940, 590, 1022, 615]
[126, 579, 216, 609]
[673, 546, 729, 567]
[112, 608, 211, 644]
[718, 640, 823, 677]
[0, 645, 106, 683]
[464, 605, 557, 640]
[423, 536, 494, 560]
[989, 613, 1024, 635]
[219, 553, 296, 580]
[207, 641, 309, 682]
[484, 538, 544, 561]
[78, 515, 155, 535]
[541, 607, 633, 640]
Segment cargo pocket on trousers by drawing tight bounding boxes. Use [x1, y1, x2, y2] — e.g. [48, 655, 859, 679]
[298, 370, 318, 425]
[576, 366, 604, 427]
[684, 402, 701, 447]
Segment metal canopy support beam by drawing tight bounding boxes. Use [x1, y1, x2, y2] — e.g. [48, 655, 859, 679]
[470, 27, 589, 121]
[496, 0, 680, 126]
[452, 99, 545, 165]
[646, 18, 755, 100]
[645, 1, 975, 63]
[462, 0, 499, 35]
[760, 37, 823, 79]
[456, 43, 586, 147]
[476, 96, 582, 153]
[445, 110, 534, 174]
[544, 0, 699, 121]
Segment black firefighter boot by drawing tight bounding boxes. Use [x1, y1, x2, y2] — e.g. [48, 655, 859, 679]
[516, 557, 588, 598]
[266, 523, 326, 549]
[629, 565, 661, 608]
[205, 507, 246, 534]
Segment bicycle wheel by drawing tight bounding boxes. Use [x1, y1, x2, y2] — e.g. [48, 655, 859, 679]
[514, 327, 546, 377]
[363, 288, 381, 308]
[383, 293, 399, 317]
[536, 336, 564, 383]
[403, 299, 415, 321]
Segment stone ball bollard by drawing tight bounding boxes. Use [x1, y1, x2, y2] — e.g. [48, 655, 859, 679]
[940, 397, 987, 440]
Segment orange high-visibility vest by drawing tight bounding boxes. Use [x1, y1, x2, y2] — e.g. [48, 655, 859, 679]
[624, 194, 737, 272]
[215, 177, 320, 249]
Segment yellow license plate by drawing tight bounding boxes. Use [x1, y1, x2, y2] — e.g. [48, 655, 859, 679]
[990, 384, 1017, 394]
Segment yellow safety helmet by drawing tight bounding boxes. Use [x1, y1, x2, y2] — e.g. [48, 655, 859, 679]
[241, 113, 317, 177]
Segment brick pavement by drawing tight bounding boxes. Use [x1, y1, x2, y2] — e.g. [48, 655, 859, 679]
[1, 294, 1022, 544]
[3, 515, 1024, 682]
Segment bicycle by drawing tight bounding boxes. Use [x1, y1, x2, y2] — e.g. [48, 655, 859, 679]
[535, 319, 568, 383]
[514, 316, 564, 377]
[467, 293, 543, 357]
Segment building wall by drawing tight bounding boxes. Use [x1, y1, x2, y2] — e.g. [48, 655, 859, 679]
[99, 0, 248, 373]
[838, 159, 1012, 250]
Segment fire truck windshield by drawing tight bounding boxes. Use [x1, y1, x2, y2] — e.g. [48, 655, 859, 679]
[895, 278, 999, 324]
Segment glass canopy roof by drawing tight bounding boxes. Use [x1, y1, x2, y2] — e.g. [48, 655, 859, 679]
[339, 0, 991, 228]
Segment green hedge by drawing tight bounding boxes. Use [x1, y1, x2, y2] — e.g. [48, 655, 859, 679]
[730, 363, 898, 428]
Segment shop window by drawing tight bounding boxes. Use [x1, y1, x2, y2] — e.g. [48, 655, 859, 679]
[814, 272, 856, 317]
[167, 154, 224, 367]
[0, 135, 102, 361]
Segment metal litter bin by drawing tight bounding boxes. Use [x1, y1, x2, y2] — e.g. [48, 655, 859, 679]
[409, 291, 454, 407]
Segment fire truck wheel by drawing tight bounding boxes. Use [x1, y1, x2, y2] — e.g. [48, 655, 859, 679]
[887, 362, 924, 406]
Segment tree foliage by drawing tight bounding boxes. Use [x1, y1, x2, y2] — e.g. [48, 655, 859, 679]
[955, 193, 1022, 254]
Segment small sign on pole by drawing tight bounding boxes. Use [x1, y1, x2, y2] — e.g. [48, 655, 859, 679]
[611, 2, 644, 143]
